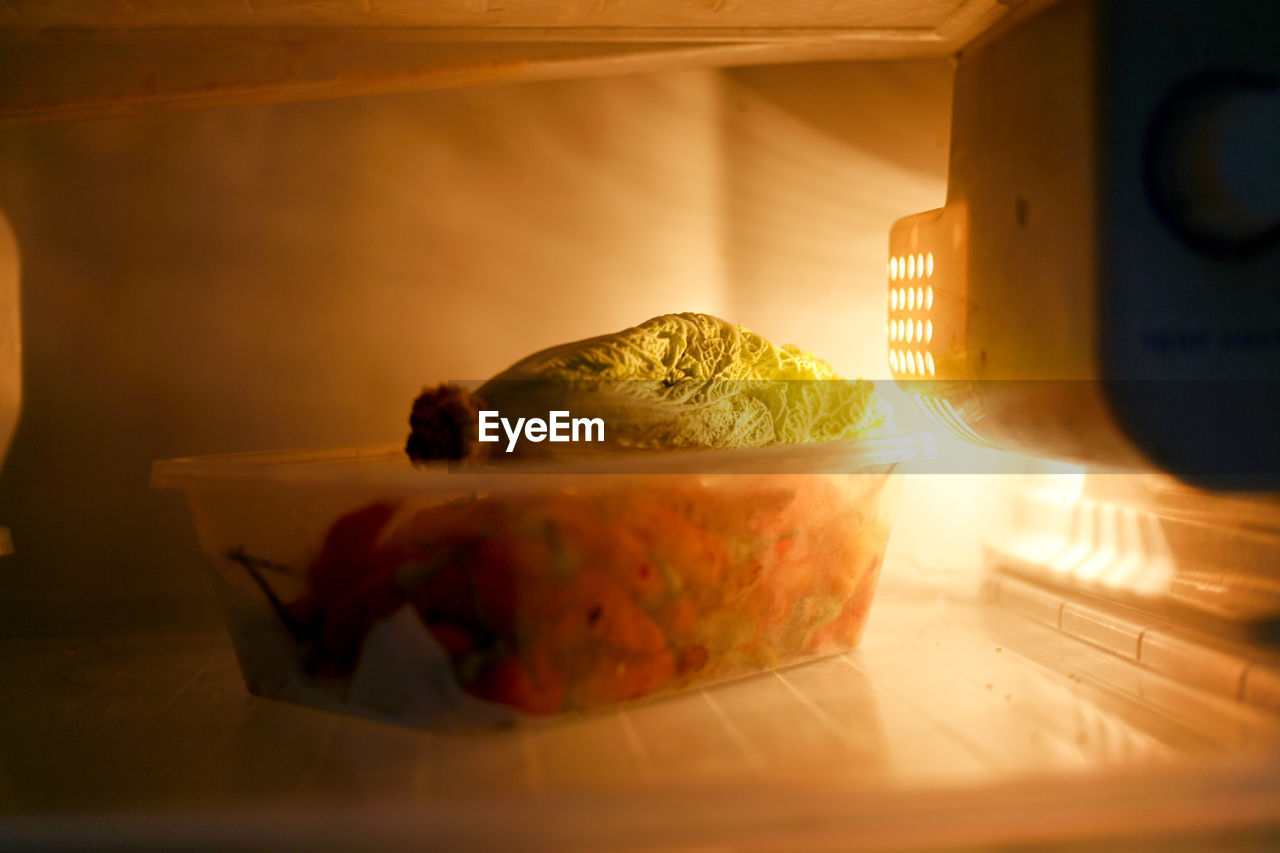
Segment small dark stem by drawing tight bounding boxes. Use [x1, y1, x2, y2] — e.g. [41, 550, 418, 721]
[225, 546, 307, 643]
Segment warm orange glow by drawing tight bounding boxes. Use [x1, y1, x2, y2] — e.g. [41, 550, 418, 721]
[925, 252, 934, 277]
[925, 285, 934, 310]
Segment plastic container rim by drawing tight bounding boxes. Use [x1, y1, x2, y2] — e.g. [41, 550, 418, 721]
[151, 433, 937, 494]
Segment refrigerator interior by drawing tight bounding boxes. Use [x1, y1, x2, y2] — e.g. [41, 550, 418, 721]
[1, 57, 1279, 849]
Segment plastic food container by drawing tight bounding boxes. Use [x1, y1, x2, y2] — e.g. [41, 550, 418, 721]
[153, 435, 932, 728]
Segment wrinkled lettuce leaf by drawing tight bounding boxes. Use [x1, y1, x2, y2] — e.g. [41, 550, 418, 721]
[474, 313, 890, 451]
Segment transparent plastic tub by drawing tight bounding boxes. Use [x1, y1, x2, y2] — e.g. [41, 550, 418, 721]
[152, 435, 933, 728]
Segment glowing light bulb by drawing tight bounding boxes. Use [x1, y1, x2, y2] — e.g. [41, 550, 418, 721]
[925, 286, 934, 310]
[915, 320, 923, 343]
[907, 288, 916, 310]
[924, 318, 933, 343]
[889, 350, 899, 371]
[926, 253, 934, 277]
[915, 351, 925, 375]
[925, 352, 935, 375]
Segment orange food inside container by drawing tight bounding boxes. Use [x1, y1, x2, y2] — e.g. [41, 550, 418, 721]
[152, 435, 928, 725]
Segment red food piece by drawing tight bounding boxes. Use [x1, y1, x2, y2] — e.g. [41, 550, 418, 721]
[307, 502, 400, 604]
[617, 647, 676, 701]
[290, 502, 409, 674]
[528, 569, 667, 656]
[510, 568, 676, 711]
[316, 561, 405, 672]
[404, 561, 476, 626]
[393, 500, 501, 552]
[470, 562, 517, 638]
[468, 655, 565, 715]
[562, 645, 676, 709]
[659, 595, 697, 644]
[676, 644, 709, 677]
[425, 622, 477, 661]
[583, 574, 668, 655]
[469, 539, 552, 637]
